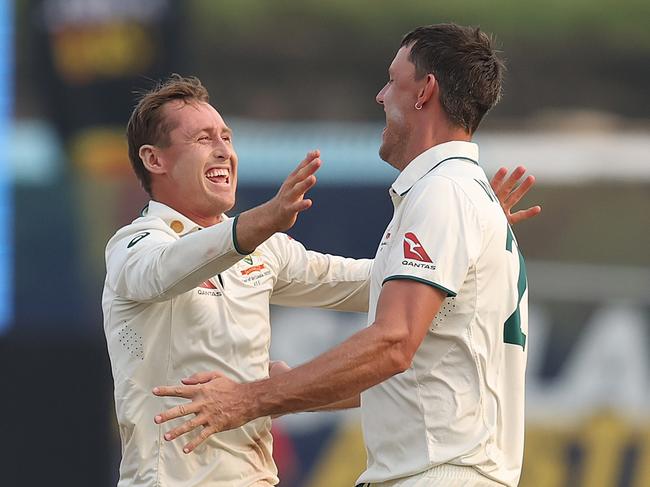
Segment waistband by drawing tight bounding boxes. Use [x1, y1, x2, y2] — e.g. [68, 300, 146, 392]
[357, 463, 501, 486]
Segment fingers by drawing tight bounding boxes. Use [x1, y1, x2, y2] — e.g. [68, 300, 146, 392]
[509, 206, 542, 225]
[182, 370, 223, 385]
[163, 414, 209, 441]
[490, 167, 508, 192]
[183, 426, 218, 454]
[154, 400, 202, 424]
[153, 384, 195, 398]
[503, 175, 536, 209]
[290, 150, 320, 177]
[291, 174, 317, 196]
[281, 158, 320, 206]
[293, 157, 321, 183]
[295, 198, 313, 213]
[493, 166, 526, 200]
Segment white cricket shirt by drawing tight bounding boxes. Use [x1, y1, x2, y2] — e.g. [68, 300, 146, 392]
[357, 142, 528, 487]
[102, 201, 371, 487]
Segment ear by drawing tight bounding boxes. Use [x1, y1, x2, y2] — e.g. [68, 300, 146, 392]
[416, 74, 437, 109]
[139, 144, 166, 175]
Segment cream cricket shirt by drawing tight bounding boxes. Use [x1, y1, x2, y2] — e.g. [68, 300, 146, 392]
[358, 142, 528, 487]
[102, 201, 371, 487]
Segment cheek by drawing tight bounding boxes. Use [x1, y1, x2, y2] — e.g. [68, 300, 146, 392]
[386, 103, 406, 124]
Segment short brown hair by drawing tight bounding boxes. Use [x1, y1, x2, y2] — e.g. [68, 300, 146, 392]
[401, 23, 505, 133]
[126, 74, 210, 195]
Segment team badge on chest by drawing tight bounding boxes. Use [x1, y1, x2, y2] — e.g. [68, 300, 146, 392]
[237, 251, 272, 286]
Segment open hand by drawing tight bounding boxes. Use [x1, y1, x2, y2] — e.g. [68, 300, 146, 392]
[490, 166, 542, 225]
[153, 371, 254, 454]
[266, 150, 321, 232]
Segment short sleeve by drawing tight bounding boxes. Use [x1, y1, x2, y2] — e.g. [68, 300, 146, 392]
[383, 176, 482, 297]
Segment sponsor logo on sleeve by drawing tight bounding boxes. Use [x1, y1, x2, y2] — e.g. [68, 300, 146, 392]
[127, 232, 150, 248]
[402, 232, 436, 269]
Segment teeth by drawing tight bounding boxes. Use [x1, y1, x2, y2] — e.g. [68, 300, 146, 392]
[206, 168, 230, 178]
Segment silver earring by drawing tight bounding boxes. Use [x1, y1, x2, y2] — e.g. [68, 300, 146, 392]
[415, 102, 422, 110]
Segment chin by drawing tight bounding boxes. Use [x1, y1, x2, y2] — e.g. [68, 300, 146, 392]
[379, 142, 399, 167]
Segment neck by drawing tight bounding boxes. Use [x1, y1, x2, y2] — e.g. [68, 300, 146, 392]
[152, 195, 224, 228]
[398, 117, 471, 171]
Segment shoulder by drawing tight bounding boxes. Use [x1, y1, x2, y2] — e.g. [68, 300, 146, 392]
[106, 216, 176, 254]
[400, 173, 485, 233]
[407, 172, 471, 206]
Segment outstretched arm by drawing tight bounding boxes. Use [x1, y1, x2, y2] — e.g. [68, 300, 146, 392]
[153, 279, 444, 453]
[491, 166, 542, 225]
[106, 150, 321, 302]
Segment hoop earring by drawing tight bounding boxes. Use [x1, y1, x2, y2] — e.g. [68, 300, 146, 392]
[415, 102, 423, 110]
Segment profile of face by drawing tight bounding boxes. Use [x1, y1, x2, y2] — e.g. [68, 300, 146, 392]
[145, 100, 238, 223]
[376, 45, 420, 169]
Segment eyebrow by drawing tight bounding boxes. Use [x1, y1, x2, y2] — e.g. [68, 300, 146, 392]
[192, 126, 233, 137]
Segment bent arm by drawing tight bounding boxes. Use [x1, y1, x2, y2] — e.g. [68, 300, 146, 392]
[106, 219, 247, 302]
[247, 279, 445, 417]
[106, 151, 322, 302]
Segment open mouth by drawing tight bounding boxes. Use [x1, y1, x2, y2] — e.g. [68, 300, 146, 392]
[205, 167, 230, 185]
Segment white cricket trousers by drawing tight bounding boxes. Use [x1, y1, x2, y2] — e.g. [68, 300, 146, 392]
[357, 464, 506, 487]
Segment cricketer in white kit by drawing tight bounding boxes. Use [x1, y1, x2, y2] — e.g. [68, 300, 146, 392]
[357, 140, 528, 487]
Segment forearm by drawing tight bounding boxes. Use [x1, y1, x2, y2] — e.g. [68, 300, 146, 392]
[233, 202, 279, 254]
[245, 323, 406, 419]
[111, 221, 245, 301]
[308, 394, 360, 412]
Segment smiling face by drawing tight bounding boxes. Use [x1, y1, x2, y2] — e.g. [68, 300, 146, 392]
[376, 45, 421, 169]
[150, 100, 238, 226]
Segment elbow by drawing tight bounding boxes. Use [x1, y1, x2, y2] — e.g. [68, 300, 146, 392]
[380, 326, 415, 376]
[389, 347, 413, 375]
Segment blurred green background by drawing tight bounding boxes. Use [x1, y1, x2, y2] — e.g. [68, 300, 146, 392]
[2, 1, 649, 486]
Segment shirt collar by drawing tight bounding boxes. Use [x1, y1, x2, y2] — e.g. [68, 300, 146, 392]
[142, 200, 226, 236]
[390, 141, 479, 197]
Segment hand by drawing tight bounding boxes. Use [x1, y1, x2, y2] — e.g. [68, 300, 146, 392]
[269, 360, 291, 377]
[234, 150, 321, 253]
[265, 150, 321, 232]
[153, 371, 254, 453]
[490, 166, 542, 225]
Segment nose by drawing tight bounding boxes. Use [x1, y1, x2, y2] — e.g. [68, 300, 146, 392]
[212, 139, 232, 161]
[376, 84, 386, 105]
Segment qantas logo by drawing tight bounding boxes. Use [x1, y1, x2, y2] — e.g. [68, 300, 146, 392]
[403, 232, 432, 262]
[197, 279, 222, 296]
